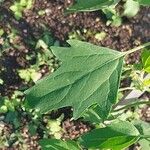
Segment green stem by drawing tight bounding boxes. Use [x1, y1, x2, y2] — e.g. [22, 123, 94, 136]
[124, 42, 150, 55]
[140, 135, 150, 139]
[119, 87, 135, 92]
[113, 101, 150, 112]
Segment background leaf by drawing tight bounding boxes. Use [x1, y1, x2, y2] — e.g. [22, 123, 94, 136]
[134, 120, 150, 150]
[39, 139, 81, 150]
[134, 120, 150, 135]
[141, 49, 150, 73]
[136, 0, 150, 6]
[79, 121, 140, 150]
[25, 40, 124, 120]
[66, 0, 119, 13]
[123, 0, 140, 18]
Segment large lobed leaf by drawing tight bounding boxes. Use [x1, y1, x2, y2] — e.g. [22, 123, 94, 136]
[25, 40, 124, 120]
[79, 121, 140, 150]
[66, 0, 120, 13]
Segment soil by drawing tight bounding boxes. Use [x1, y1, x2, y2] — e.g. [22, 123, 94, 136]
[0, 0, 150, 149]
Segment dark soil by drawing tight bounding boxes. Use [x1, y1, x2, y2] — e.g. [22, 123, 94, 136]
[0, 0, 150, 149]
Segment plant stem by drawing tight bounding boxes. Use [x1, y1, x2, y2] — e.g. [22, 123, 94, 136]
[119, 87, 135, 92]
[113, 101, 150, 112]
[125, 42, 150, 55]
[140, 135, 150, 139]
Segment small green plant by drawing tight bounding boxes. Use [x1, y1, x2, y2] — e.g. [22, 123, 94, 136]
[18, 68, 41, 83]
[123, 0, 140, 18]
[0, 91, 23, 113]
[95, 31, 107, 41]
[46, 117, 63, 139]
[102, 7, 122, 27]
[10, 0, 34, 19]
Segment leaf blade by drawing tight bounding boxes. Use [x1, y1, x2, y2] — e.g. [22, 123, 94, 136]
[25, 40, 124, 120]
[66, 0, 119, 13]
[39, 139, 81, 150]
[79, 121, 140, 150]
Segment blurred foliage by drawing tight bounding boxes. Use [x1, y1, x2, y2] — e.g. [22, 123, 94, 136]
[10, 0, 34, 19]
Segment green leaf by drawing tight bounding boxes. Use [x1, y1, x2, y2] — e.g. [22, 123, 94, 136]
[136, 0, 150, 6]
[10, 4, 19, 12]
[25, 40, 124, 120]
[26, 0, 34, 9]
[82, 105, 103, 124]
[123, 0, 140, 18]
[39, 139, 81, 150]
[28, 123, 37, 136]
[82, 105, 117, 124]
[5, 111, 20, 128]
[139, 139, 150, 150]
[20, 0, 27, 7]
[0, 29, 4, 36]
[141, 49, 150, 73]
[79, 121, 140, 150]
[66, 0, 120, 13]
[133, 120, 150, 150]
[133, 120, 150, 137]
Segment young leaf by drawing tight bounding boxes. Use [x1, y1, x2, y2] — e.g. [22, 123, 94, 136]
[79, 121, 140, 150]
[39, 139, 81, 150]
[82, 105, 103, 124]
[123, 0, 140, 18]
[82, 105, 117, 124]
[25, 40, 124, 120]
[141, 49, 150, 73]
[66, 0, 119, 13]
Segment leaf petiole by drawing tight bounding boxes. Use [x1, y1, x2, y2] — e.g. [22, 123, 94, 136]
[113, 100, 150, 112]
[124, 42, 150, 55]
